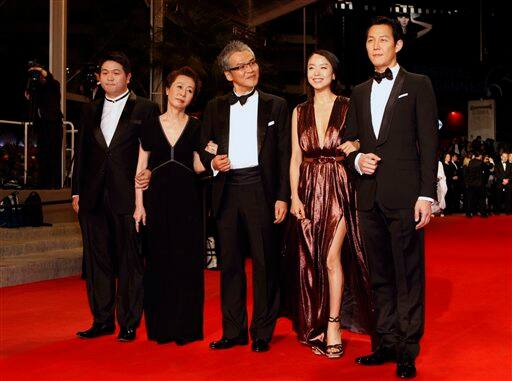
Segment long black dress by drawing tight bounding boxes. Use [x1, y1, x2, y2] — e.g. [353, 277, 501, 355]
[141, 116, 204, 344]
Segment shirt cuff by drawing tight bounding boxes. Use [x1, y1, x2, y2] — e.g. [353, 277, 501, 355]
[210, 161, 219, 177]
[354, 153, 363, 175]
[72, 195, 79, 198]
[418, 196, 435, 204]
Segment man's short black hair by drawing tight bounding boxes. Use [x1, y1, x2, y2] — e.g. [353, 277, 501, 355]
[367, 16, 403, 44]
[99, 51, 131, 74]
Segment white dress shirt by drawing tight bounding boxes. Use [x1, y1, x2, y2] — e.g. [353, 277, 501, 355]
[354, 65, 433, 204]
[228, 90, 259, 169]
[212, 89, 259, 175]
[370, 65, 400, 139]
[101, 90, 130, 147]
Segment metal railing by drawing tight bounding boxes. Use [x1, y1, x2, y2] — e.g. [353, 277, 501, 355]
[0, 119, 76, 187]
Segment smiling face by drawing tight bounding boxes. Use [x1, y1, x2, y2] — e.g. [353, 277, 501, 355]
[366, 24, 402, 72]
[166, 74, 195, 111]
[307, 53, 335, 92]
[100, 60, 131, 98]
[224, 50, 259, 94]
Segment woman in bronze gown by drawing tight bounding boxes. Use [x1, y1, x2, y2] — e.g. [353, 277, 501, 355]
[133, 67, 206, 344]
[289, 50, 373, 358]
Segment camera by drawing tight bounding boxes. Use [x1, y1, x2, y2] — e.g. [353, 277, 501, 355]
[26, 60, 44, 94]
[82, 64, 99, 90]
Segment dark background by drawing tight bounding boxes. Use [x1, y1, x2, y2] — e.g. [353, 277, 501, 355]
[0, 0, 510, 142]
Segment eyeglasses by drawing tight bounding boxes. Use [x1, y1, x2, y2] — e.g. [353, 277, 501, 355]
[227, 59, 258, 72]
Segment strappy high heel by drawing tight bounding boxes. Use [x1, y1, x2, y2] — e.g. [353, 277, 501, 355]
[325, 316, 344, 359]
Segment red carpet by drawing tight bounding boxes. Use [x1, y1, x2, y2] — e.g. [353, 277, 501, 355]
[1, 216, 511, 380]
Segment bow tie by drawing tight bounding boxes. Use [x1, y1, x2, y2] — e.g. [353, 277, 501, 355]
[105, 91, 130, 103]
[229, 89, 256, 106]
[373, 68, 393, 84]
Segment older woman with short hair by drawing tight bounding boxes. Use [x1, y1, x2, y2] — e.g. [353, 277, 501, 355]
[134, 66, 205, 345]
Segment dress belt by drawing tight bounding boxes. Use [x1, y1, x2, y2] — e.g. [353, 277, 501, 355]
[302, 156, 345, 163]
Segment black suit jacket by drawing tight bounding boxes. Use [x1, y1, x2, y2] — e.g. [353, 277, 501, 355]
[344, 68, 438, 210]
[494, 161, 512, 184]
[464, 159, 484, 188]
[72, 93, 160, 214]
[199, 90, 290, 217]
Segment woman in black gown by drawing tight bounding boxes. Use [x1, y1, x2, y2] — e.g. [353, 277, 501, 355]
[133, 67, 206, 344]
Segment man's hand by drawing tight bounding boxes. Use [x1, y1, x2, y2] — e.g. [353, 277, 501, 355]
[274, 200, 288, 224]
[503, 179, 509, 186]
[358, 153, 381, 175]
[212, 154, 231, 172]
[135, 169, 151, 190]
[414, 199, 432, 230]
[337, 140, 360, 156]
[72, 196, 79, 213]
[204, 140, 218, 155]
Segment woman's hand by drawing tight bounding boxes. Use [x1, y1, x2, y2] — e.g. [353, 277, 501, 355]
[133, 205, 146, 233]
[290, 196, 306, 220]
[338, 140, 360, 155]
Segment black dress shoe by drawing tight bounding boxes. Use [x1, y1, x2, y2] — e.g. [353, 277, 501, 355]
[396, 358, 416, 378]
[76, 323, 115, 339]
[209, 336, 248, 350]
[251, 339, 269, 352]
[355, 348, 396, 365]
[117, 327, 136, 342]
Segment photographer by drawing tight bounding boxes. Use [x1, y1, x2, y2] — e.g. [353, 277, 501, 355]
[25, 63, 63, 189]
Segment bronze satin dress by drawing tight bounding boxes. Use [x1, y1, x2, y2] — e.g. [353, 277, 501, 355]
[292, 96, 373, 342]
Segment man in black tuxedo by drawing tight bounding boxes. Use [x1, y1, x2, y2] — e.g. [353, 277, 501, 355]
[343, 17, 438, 379]
[494, 152, 511, 214]
[450, 153, 463, 212]
[199, 41, 290, 353]
[72, 52, 159, 341]
[464, 152, 486, 217]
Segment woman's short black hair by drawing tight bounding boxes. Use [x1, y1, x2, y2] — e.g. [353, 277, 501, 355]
[164, 66, 202, 99]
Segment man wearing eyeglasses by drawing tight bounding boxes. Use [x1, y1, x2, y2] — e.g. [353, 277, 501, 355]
[199, 40, 290, 353]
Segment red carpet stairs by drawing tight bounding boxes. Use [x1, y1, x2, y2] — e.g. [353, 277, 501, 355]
[0, 222, 83, 287]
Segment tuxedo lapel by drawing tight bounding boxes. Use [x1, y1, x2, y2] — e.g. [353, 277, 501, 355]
[257, 90, 273, 153]
[109, 92, 136, 148]
[376, 68, 406, 146]
[92, 100, 108, 150]
[216, 95, 231, 155]
[361, 80, 377, 141]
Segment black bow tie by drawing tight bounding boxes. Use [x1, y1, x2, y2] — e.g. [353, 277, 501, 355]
[105, 91, 130, 103]
[229, 89, 256, 106]
[373, 68, 393, 84]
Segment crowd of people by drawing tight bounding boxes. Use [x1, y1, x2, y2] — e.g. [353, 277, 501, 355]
[434, 138, 511, 217]
[70, 16, 464, 380]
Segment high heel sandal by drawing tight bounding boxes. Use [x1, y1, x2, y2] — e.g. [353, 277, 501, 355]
[324, 316, 344, 359]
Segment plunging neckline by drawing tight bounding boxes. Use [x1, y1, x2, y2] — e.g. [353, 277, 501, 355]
[312, 96, 338, 150]
[158, 115, 190, 148]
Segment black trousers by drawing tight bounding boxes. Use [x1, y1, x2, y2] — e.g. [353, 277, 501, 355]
[359, 202, 425, 359]
[495, 185, 511, 213]
[465, 186, 485, 215]
[216, 182, 279, 341]
[79, 189, 144, 328]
